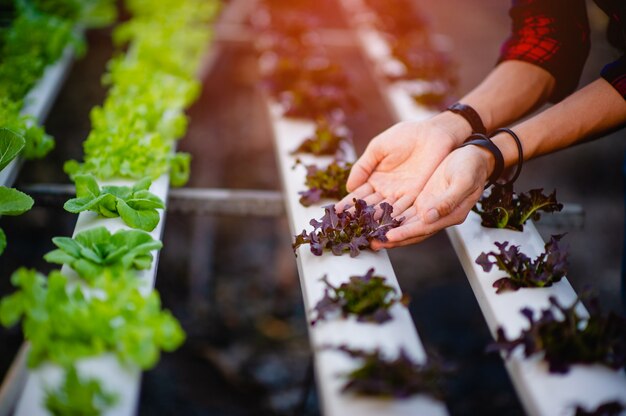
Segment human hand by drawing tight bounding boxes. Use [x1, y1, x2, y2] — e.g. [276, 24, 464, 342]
[371, 144, 493, 249]
[336, 112, 471, 216]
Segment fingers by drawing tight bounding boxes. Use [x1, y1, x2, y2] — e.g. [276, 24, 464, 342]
[363, 191, 385, 207]
[392, 196, 417, 220]
[373, 193, 478, 249]
[346, 147, 380, 192]
[383, 217, 425, 243]
[335, 182, 374, 212]
[393, 200, 417, 223]
[370, 218, 436, 249]
[418, 176, 481, 225]
[371, 232, 435, 250]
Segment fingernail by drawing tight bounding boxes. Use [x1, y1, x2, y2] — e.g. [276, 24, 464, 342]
[424, 208, 440, 223]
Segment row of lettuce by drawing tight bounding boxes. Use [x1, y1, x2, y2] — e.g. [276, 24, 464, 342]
[255, 0, 453, 400]
[0, 0, 219, 414]
[258, 0, 626, 413]
[0, 0, 117, 255]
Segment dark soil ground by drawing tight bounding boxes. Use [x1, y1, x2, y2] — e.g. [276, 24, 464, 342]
[0, 1, 624, 415]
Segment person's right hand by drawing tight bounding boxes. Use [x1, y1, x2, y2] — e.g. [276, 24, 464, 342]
[336, 112, 471, 217]
[371, 143, 493, 249]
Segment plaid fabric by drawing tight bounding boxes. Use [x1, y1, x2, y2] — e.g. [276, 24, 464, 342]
[602, 56, 626, 99]
[500, 0, 626, 101]
[499, 0, 590, 102]
[503, 14, 559, 64]
[595, 0, 626, 99]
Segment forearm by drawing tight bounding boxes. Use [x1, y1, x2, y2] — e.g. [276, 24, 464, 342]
[431, 60, 556, 147]
[491, 78, 626, 168]
[461, 60, 556, 131]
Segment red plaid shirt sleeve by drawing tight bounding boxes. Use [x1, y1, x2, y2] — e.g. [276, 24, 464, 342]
[595, 0, 626, 99]
[601, 56, 626, 99]
[499, 0, 590, 102]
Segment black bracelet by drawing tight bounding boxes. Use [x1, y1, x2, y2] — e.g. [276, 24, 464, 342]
[489, 128, 523, 185]
[459, 133, 504, 189]
[446, 102, 487, 135]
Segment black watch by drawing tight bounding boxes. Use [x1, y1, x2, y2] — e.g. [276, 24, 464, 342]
[446, 102, 487, 135]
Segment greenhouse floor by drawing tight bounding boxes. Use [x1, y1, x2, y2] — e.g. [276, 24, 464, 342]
[1, 0, 624, 415]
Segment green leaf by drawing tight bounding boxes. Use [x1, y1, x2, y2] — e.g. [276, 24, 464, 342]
[116, 199, 160, 231]
[0, 128, 25, 172]
[73, 259, 104, 280]
[156, 312, 186, 350]
[43, 249, 77, 266]
[102, 246, 128, 264]
[130, 255, 153, 270]
[169, 152, 190, 187]
[73, 174, 101, 199]
[0, 228, 5, 256]
[45, 366, 118, 416]
[132, 177, 152, 192]
[125, 190, 165, 210]
[63, 194, 109, 213]
[79, 246, 105, 264]
[74, 227, 111, 247]
[94, 194, 119, 217]
[0, 292, 24, 327]
[101, 185, 132, 200]
[0, 187, 34, 216]
[50, 237, 83, 258]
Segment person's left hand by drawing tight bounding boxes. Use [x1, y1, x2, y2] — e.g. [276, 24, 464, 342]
[371, 144, 494, 249]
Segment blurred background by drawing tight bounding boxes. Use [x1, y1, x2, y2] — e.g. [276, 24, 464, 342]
[0, 0, 624, 415]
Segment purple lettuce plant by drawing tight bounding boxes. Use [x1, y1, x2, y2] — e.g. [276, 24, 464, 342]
[332, 345, 447, 399]
[293, 199, 403, 257]
[291, 117, 352, 157]
[310, 268, 409, 325]
[487, 295, 626, 374]
[260, 52, 358, 119]
[473, 183, 563, 231]
[575, 401, 626, 416]
[296, 159, 352, 207]
[475, 235, 568, 293]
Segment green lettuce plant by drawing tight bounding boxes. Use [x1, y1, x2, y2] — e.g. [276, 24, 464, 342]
[0, 0, 116, 162]
[63, 175, 164, 232]
[0, 268, 185, 369]
[0, 98, 54, 160]
[45, 366, 117, 416]
[44, 226, 162, 281]
[0, 186, 34, 254]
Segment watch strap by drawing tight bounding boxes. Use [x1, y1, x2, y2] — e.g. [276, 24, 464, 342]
[447, 102, 487, 135]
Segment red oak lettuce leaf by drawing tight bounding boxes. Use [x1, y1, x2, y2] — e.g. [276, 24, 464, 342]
[331, 345, 448, 399]
[476, 235, 568, 293]
[390, 34, 457, 87]
[291, 117, 352, 157]
[473, 183, 563, 231]
[259, 49, 358, 119]
[575, 401, 626, 416]
[278, 81, 358, 119]
[293, 200, 403, 257]
[310, 268, 409, 325]
[487, 295, 626, 374]
[296, 160, 352, 207]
